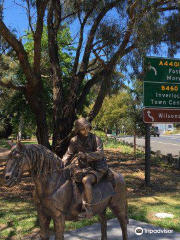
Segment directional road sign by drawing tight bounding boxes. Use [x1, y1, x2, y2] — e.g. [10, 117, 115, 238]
[143, 108, 180, 123]
[144, 82, 180, 108]
[144, 57, 180, 110]
[144, 57, 180, 83]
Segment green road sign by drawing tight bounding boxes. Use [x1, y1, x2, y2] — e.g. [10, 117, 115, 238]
[144, 57, 180, 83]
[144, 82, 180, 108]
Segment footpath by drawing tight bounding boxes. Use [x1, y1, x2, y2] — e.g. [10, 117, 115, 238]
[47, 218, 180, 240]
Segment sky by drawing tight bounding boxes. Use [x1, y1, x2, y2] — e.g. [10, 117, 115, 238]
[3, 0, 180, 69]
[3, 1, 29, 37]
[3, 1, 180, 57]
[3, 1, 118, 41]
[3, 1, 180, 88]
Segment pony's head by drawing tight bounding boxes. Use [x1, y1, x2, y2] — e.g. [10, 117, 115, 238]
[4, 141, 29, 187]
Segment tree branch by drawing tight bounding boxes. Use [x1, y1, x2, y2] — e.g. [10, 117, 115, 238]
[27, 0, 35, 35]
[78, 0, 119, 79]
[0, 19, 37, 87]
[122, 43, 136, 56]
[72, 0, 101, 75]
[92, 48, 108, 70]
[33, 0, 49, 75]
[61, 11, 78, 21]
[67, 0, 119, 110]
[87, 57, 99, 70]
[47, 0, 64, 124]
[54, 0, 61, 35]
[87, 64, 101, 74]
[0, 79, 26, 91]
[109, 0, 174, 67]
[76, 69, 107, 111]
[88, 74, 111, 121]
[158, 6, 180, 11]
[108, 3, 136, 67]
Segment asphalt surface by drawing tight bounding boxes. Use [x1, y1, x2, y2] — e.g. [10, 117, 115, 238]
[47, 218, 180, 240]
[118, 134, 180, 158]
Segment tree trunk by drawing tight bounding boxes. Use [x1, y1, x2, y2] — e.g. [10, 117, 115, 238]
[18, 115, 24, 140]
[25, 81, 50, 149]
[53, 113, 76, 157]
[115, 124, 118, 136]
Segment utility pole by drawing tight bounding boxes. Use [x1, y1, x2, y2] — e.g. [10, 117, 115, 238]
[145, 123, 151, 187]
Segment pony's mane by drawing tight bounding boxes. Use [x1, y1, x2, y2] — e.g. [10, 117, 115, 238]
[25, 144, 62, 177]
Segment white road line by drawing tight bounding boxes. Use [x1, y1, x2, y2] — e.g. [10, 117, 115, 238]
[151, 141, 179, 146]
[119, 137, 180, 146]
[171, 138, 180, 140]
[121, 138, 180, 146]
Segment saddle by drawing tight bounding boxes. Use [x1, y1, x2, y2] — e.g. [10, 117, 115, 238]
[69, 171, 115, 205]
[72, 176, 116, 206]
[63, 161, 116, 205]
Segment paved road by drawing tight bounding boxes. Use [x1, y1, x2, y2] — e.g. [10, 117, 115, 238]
[47, 218, 180, 240]
[118, 134, 180, 158]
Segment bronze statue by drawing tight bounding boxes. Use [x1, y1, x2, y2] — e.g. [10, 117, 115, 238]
[62, 118, 108, 218]
[4, 141, 128, 240]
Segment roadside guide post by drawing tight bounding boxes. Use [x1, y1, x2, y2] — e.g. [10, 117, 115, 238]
[178, 151, 180, 169]
[143, 57, 180, 187]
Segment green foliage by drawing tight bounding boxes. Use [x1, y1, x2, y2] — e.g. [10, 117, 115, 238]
[124, 79, 145, 136]
[0, 25, 74, 138]
[165, 12, 180, 57]
[1, 0, 180, 143]
[23, 25, 74, 94]
[91, 91, 130, 131]
[87, 77, 145, 137]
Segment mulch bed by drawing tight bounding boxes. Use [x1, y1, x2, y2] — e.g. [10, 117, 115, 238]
[1, 147, 179, 201]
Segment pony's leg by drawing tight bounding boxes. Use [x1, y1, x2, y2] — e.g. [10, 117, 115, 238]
[37, 208, 51, 240]
[98, 209, 107, 240]
[54, 213, 65, 240]
[109, 205, 128, 240]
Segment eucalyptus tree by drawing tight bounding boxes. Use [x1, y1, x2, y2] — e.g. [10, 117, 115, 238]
[0, 0, 179, 156]
[0, 26, 74, 139]
[92, 91, 130, 134]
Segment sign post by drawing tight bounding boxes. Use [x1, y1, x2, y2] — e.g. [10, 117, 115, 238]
[143, 57, 180, 187]
[145, 123, 151, 187]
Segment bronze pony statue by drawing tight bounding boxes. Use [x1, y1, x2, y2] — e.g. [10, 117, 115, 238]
[3, 142, 128, 240]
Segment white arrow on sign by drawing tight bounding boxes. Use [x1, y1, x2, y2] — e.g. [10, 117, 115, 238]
[148, 65, 157, 75]
[147, 110, 154, 121]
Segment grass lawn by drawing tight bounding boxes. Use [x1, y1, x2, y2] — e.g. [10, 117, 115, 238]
[0, 139, 11, 149]
[0, 137, 180, 239]
[129, 192, 180, 231]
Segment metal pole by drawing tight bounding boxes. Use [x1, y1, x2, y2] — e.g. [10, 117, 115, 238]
[145, 123, 151, 187]
[134, 131, 136, 155]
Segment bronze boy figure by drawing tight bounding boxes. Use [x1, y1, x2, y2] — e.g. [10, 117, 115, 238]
[62, 118, 108, 218]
